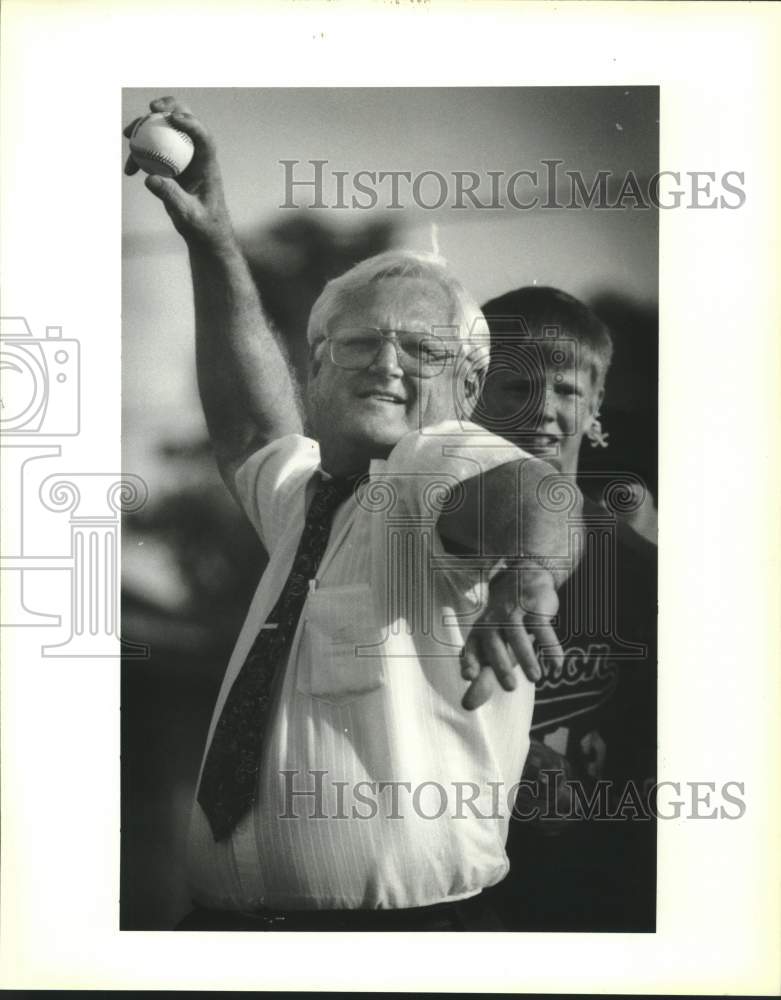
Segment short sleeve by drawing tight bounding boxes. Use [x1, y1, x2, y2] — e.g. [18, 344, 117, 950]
[233, 434, 320, 553]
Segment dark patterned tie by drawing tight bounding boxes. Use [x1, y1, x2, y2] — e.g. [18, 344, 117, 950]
[197, 471, 359, 842]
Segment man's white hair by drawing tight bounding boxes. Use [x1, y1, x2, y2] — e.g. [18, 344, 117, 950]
[306, 249, 490, 372]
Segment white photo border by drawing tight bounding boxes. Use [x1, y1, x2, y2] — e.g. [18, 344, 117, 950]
[1, 1, 780, 993]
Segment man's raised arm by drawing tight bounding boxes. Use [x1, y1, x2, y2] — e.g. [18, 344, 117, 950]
[124, 97, 303, 496]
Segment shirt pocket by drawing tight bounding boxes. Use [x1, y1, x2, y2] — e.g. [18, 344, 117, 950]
[296, 583, 386, 706]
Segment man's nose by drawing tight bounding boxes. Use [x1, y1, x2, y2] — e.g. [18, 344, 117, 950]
[369, 337, 404, 375]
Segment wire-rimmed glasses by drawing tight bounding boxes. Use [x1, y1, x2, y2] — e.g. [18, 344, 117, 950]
[325, 327, 455, 378]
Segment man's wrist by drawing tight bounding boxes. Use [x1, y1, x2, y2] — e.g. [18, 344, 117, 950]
[494, 555, 567, 590]
[187, 226, 256, 289]
[187, 225, 242, 262]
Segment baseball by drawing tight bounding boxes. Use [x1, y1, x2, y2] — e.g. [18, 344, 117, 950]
[129, 112, 194, 178]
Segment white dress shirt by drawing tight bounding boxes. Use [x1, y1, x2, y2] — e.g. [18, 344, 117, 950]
[186, 420, 535, 911]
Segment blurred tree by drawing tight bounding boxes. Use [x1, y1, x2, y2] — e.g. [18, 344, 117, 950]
[582, 291, 658, 500]
[242, 213, 398, 386]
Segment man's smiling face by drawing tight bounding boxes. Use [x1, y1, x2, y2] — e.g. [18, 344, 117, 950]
[306, 276, 465, 475]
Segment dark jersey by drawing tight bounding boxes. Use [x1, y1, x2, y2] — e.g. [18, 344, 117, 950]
[488, 498, 658, 931]
[532, 497, 657, 791]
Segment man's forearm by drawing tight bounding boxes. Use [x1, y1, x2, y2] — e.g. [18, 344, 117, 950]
[191, 240, 304, 484]
[438, 458, 580, 589]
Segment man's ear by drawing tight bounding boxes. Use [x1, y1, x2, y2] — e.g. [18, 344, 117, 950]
[593, 385, 605, 415]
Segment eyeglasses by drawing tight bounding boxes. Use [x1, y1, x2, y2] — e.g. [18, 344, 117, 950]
[325, 327, 455, 378]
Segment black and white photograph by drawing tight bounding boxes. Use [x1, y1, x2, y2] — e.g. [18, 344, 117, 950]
[2, 2, 779, 993]
[121, 86, 660, 934]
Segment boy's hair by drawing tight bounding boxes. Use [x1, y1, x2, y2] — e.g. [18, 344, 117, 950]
[480, 286, 613, 387]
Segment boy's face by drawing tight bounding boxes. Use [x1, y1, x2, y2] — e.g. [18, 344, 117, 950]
[479, 341, 604, 475]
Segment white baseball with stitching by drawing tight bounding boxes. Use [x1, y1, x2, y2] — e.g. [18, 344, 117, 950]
[129, 112, 194, 178]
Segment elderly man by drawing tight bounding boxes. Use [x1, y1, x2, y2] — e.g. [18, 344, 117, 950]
[125, 97, 578, 931]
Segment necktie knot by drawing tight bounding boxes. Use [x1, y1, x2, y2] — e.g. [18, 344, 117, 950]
[311, 471, 366, 516]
